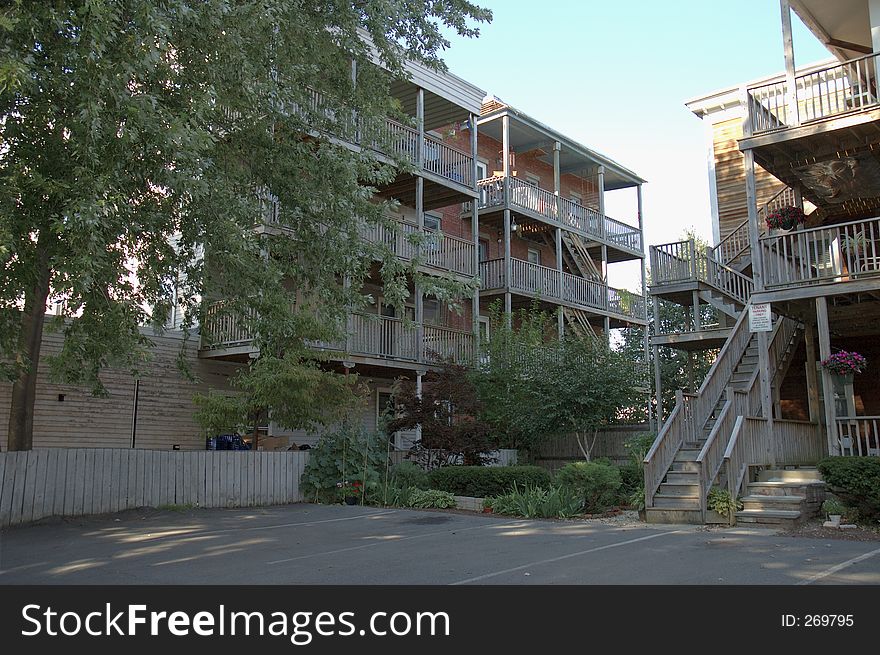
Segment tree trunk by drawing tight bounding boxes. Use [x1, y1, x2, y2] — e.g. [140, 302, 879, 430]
[7, 250, 51, 452]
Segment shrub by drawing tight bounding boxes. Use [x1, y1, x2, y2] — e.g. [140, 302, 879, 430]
[706, 487, 742, 518]
[617, 462, 642, 498]
[555, 461, 621, 513]
[406, 489, 456, 509]
[818, 457, 880, 521]
[300, 424, 389, 504]
[427, 465, 551, 498]
[390, 461, 429, 490]
[487, 483, 583, 519]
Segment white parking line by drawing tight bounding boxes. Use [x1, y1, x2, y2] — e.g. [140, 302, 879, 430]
[266, 520, 529, 565]
[450, 529, 687, 585]
[796, 545, 880, 585]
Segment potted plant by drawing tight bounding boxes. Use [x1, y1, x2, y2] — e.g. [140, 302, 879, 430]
[820, 351, 867, 378]
[765, 205, 805, 232]
[337, 479, 361, 505]
[822, 497, 846, 527]
[629, 483, 646, 521]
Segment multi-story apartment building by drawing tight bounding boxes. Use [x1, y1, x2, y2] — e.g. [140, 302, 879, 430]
[199, 88, 649, 447]
[644, 0, 880, 525]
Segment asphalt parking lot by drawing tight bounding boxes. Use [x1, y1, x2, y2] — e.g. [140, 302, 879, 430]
[1, 504, 879, 585]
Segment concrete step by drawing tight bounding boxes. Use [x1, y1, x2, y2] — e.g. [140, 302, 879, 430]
[741, 494, 805, 511]
[666, 471, 699, 484]
[658, 483, 701, 497]
[757, 468, 822, 483]
[653, 494, 701, 509]
[746, 481, 823, 496]
[735, 509, 802, 524]
[645, 507, 704, 525]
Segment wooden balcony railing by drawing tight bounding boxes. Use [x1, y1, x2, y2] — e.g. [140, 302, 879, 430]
[479, 257, 646, 321]
[760, 216, 880, 289]
[300, 89, 473, 187]
[476, 177, 642, 254]
[359, 222, 476, 276]
[423, 133, 474, 187]
[836, 416, 880, 457]
[747, 52, 880, 135]
[650, 239, 754, 304]
[201, 305, 475, 365]
[712, 187, 796, 266]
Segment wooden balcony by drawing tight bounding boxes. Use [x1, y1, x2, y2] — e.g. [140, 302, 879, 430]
[759, 216, 880, 293]
[359, 222, 476, 277]
[836, 416, 880, 457]
[200, 305, 475, 366]
[650, 240, 754, 305]
[305, 90, 475, 194]
[476, 176, 642, 260]
[480, 257, 646, 323]
[746, 53, 880, 136]
[742, 54, 880, 220]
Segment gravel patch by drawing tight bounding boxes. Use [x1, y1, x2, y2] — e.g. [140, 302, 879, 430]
[779, 517, 880, 542]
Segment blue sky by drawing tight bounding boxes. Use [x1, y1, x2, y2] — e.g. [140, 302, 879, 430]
[439, 0, 830, 289]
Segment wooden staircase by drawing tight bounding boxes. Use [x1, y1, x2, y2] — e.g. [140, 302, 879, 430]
[563, 306, 599, 340]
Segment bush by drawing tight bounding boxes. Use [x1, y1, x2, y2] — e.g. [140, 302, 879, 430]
[390, 461, 429, 490]
[300, 424, 389, 504]
[818, 457, 880, 521]
[388, 487, 455, 509]
[487, 483, 583, 519]
[556, 461, 621, 513]
[427, 465, 551, 498]
[706, 487, 742, 518]
[617, 462, 642, 497]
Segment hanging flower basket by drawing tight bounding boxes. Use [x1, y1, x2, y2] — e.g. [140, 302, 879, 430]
[765, 205, 805, 231]
[821, 351, 867, 376]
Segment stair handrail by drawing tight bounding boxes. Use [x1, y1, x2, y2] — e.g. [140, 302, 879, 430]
[704, 255, 754, 305]
[711, 186, 794, 267]
[644, 390, 696, 507]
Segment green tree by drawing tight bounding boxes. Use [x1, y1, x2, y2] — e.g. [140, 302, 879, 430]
[0, 0, 490, 450]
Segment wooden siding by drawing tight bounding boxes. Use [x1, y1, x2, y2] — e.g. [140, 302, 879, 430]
[712, 117, 787, 240]
[0, 323, 241, 451]
[0, 448, 309, 527]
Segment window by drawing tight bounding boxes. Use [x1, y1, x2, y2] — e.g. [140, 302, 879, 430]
[479, 239, 489, 262]
[476, 161, 488, 182]
[527, 248, 541, 265]
[423, 298, 441, 325]
[478, 316, 490, 342]
[524, 173, 540, 187]
[569, 191, 583, 205]
[423, 213, 441, 231]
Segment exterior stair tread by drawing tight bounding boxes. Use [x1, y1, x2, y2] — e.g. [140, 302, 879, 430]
[654, 492, 700, 501]
[748, 480, 824, 487]
[741, 494, 804, 503]
[735, 509, 801, 519]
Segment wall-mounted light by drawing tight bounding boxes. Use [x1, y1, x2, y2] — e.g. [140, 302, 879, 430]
[511, 218, 518, 233]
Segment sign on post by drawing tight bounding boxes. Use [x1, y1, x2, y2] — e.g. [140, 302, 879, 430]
[749, 303, 772, 332]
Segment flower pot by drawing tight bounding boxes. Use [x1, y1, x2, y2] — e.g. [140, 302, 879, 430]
[344, 496, 358, 506]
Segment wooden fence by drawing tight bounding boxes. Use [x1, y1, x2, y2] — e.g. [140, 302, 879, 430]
[0, 448, 310, 528]
[533, 425, 651, 471]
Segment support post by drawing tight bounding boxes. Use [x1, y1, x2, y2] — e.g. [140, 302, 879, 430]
[743, 149, 764, 290]
[816, 297, 839, 455]
[415, 371, 423, 446]
[504, 208, 512, 321]
[471, 113, 481, 355]
[691, 290, 701, 331]
[416, 87, 425, 168]
[654, 343, 664, 426]
[803, 319, 821, 423]
[638, 184, 652, 428]
[757, 329, 776, 465]
[416, 176, 424, 362]
[780, 0, 800, 126]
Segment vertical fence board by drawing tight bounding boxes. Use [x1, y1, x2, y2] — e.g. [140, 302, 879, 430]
[109, 450, 121, 513]
[30, 449, 49, 521]
[135, 450, 145, 508]
[90, 449, 104, 515]
[262, 453, 270, 506]
[126, 449, 137, 511]
[43, 449, 59, 519]
[232, 454, 241, 508]
[62, 450, 77, 515]
[10, 452, 28, 524]
[72, 449, 86, 517]
[205, 452, 214, 508]
[0, 453, 17, 527]
[20, 450, 38, 524]
[52, 449, 67, 516]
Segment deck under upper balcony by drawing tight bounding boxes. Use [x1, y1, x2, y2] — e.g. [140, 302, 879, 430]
[475, 176, 643, 263]
[199, 306, 475, 369]
[479, 257, 647, 327]
[741, 53, 880, 221]
[753, 215, 880, 305]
